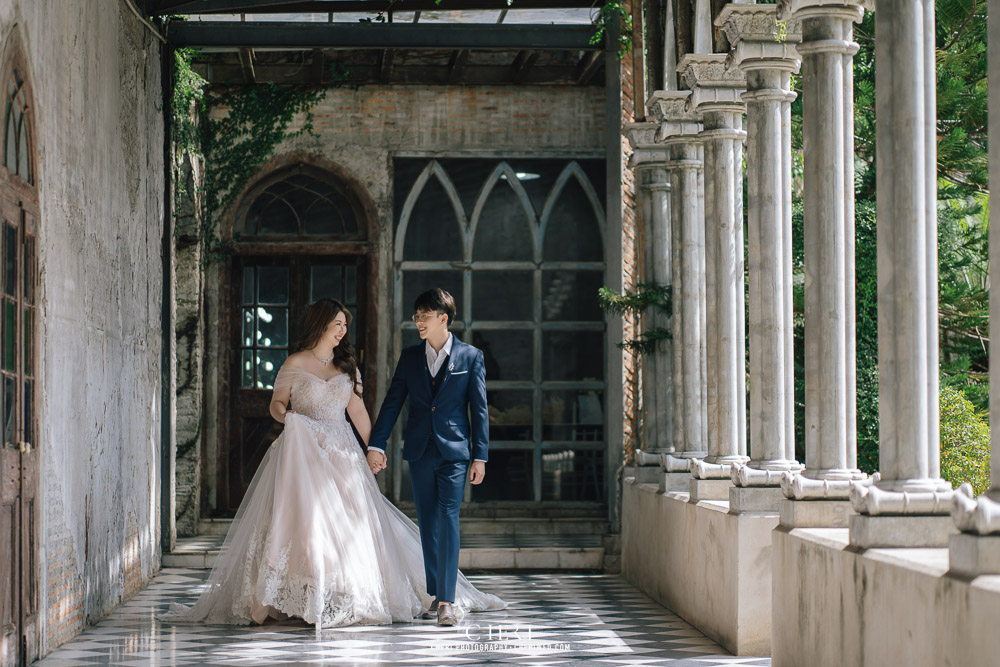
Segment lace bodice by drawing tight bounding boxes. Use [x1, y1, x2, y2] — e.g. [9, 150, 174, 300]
[289, 373, 355, 424]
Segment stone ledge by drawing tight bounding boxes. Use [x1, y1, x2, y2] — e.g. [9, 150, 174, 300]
[690, 478, 733, 502]
[950, 533, 1000, 577]
[778, 497, 854, 527]
[773, 525, 1000, 667]
[622, 478, 774, 656]
[849, 513, 958, 548]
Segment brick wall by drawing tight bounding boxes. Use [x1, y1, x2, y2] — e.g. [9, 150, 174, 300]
[619, 0, 642, 464]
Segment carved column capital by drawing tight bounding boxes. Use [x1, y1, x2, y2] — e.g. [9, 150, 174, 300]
[676, 53, 746, 113]
[777, 0, 868, 23]
[717, 4, 803, 74]
[624, 122, 672, 170]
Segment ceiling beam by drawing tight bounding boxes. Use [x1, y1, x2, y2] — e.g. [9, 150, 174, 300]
[310, 48, 325, 82]
[238, 47, 256, 82]
[447, 49, 469, 83]
[378, 49, 395, 82]
[574, 50, 602, 84]
[151, 0, 593, 14]
[512, 49, 539, 82]
[167, 22, 601, 51]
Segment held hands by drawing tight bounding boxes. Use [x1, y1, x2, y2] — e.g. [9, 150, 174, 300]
[367, 449, 387, 475]
[469, 461, 486, 485]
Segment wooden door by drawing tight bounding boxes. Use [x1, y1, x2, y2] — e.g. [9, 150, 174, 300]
[0, 195, 38, 666]
[219, 255, 367, 515]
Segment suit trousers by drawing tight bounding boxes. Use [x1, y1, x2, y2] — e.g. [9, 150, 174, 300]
[408, 441, 468, 604]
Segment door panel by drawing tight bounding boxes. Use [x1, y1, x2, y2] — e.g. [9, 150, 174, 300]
[0, 194, 37, 666]
[220, 255, 368, 516]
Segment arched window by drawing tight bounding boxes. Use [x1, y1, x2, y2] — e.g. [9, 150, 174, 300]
[393, 158, 606, 505]
[3, 65, 32, 184]
[240, 169, 363, 240]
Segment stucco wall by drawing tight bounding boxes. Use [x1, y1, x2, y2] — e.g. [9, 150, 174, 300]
[0, 0, 165, 652]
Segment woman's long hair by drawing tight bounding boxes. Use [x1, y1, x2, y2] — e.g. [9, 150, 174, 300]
[297, 298, 362, 397]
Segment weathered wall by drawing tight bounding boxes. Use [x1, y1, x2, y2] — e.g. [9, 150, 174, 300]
[772, 527, 1000, 667]
[622, 479, 775, 656]
[191, 82, 608, 520]
[0, 0, 165, 653]
[174, 147, 203, 537]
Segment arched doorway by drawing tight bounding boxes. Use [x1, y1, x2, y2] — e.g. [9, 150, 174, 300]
[214, 159, 377, 516]
[0, 29, 40, 666]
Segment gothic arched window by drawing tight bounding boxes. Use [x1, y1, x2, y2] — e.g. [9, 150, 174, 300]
[3, 67, 31, 184]
[393, 158, 607, 505]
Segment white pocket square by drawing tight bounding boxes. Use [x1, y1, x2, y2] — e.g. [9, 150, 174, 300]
[450, 370, 468, 375]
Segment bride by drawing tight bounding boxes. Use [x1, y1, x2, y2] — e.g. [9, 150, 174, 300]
[165, 298, 505, 627]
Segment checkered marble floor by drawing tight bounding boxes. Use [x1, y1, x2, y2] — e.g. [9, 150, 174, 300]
[34, 569, 771, 666]
[172, 534, 604, 551]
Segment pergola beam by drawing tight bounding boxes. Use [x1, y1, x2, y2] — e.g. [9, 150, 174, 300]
[447, 49, 469, 83]
[574, 50, 602, 84]
[512, 49, 539, 82]
[149, 0, 593, 14]
[166, 21, 601, 51]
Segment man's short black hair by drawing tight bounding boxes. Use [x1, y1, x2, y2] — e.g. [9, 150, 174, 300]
[414, 288, 457, 326]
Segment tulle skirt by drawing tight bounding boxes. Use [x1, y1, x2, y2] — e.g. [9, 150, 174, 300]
[163, 412, 506, 627]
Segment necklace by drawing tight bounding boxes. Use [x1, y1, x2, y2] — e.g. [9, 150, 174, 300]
[310, 347, 335, 366]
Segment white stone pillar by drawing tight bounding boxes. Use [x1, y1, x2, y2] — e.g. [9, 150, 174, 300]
[647, 91, 708, 492]
[625, 122, 675, 466]
[847, 0, 956, 548]
[678, 54, 749, 501]
[717, 5, 804, 512]
[771, 0, 866, 528]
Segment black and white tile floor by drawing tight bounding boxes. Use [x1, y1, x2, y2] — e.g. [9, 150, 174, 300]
[34, 569, 771, 666]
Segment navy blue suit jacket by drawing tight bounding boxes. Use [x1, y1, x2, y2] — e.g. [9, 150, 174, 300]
[368, 337, 489, 463]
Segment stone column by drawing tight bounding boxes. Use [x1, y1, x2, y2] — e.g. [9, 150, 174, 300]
[848, 0, 955, 548]
[678, 54, 749, 502]
[625, 122, 675, 484]
[772, 0, 867, 528]
[949, 0, 1000, 574]
[717, 5, 804, 513]
[647, 91, 708, 492]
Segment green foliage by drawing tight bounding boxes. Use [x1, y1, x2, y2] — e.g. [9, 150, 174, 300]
[590, 2, 633, 60]
[939, 384, 991, 496]
[938, 195, 989, 409]
[170, 49, 325, 262]
[854, 199, 880, 473]
[171, 48, 206, 156]
[598, 284, 671, 353]
[200, 83, 325, 259]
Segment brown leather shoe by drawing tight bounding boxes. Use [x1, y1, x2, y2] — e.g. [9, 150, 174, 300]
[437, 601, 457, 626]
[420, 598, 438, 620]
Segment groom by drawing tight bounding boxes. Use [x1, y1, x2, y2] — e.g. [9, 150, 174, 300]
[366, 287, 489, 626]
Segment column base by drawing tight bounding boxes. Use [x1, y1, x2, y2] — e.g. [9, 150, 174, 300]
[849, 513, 958, 548]
[778, 498, 854, 528]
[690, 477, 732, 502]
[949, 533, 1000, 576]
[660, 471, 691, 493]
[729, 485, 783, 514]
[626, 464, 661, 485]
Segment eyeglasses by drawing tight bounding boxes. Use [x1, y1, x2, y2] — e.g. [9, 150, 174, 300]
[411, 312, 442, 324]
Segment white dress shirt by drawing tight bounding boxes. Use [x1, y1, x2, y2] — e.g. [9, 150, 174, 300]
[426, 332, 454, 376]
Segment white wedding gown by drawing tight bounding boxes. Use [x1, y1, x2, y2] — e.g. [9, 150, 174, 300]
[164, 365, 506, 628]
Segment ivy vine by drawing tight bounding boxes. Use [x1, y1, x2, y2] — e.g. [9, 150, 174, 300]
[171, 49, 328, 262]
[590, 2, 633, 60]
[598, 283, 672, 353]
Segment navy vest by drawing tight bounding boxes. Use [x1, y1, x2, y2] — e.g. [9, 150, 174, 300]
[427, 355, 449, 399]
